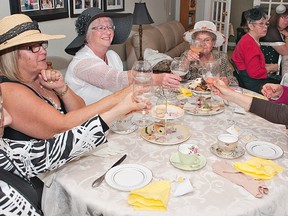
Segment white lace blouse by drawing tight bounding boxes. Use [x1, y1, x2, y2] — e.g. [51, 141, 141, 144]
[65, 45, 129, 105]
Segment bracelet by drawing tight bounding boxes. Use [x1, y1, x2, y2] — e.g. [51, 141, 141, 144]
[54, 84, 69, 97]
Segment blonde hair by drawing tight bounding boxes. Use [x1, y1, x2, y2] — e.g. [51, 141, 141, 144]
[0, 48, 21, 81]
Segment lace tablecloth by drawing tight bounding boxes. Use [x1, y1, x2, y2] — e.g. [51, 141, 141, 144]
[42, 98, 288, 216]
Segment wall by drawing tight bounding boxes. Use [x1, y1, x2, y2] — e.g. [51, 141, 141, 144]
[1, 0, 175, 71]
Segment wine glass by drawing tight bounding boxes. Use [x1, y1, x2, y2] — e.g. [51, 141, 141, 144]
[200, 58, 221, 101]
[170, 57, 190, 81]
[132, 61, 154, 127]
[189, 38, 204, 65]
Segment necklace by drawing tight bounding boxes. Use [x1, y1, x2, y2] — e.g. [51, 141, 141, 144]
[248, 33, 260, 46]
[40, 85, 63, 113]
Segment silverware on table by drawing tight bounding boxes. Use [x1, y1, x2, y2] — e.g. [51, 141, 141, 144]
[91, 154, 127, 188]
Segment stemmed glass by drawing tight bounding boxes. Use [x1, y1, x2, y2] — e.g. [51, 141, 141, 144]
[170, 57, 190, 81]
[200, 59, 221, 101]
[132, 60, 154, 127]
[189, 38, 204, 65]
[0, 85, 3, 137]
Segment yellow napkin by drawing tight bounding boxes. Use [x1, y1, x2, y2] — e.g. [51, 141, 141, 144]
[128, 180, 171, 211]
[178, 87, 192, 98]
[233, 157, 285, 180]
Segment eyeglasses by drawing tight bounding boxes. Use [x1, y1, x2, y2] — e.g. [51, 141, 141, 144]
[252, 22, 270, 27]
[91, 25, 115, 32]
[21, 41, 48, 53]
[198, 38, 213, 44]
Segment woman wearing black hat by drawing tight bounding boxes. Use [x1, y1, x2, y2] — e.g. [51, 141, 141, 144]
[65, 8, 182, 105]
[0, 13, 147, 141]
[231, 6, 281, 94]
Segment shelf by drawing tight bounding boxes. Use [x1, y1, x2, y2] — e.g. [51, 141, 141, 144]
[180, 0, 196, 31]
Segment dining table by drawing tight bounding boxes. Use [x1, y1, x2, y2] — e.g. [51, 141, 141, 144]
[42, 88, 288, 216]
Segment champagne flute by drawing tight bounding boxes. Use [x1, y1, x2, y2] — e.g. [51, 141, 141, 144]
[132, 61, 154, 127]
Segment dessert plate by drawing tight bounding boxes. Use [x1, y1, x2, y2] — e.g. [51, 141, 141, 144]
[140, 124, 190, 145]
[210, 143, 245, 159]
[170, 152, 206, 171]
[105, 164, 152, 191]
[184, 102, 225, 116]
[245, 141, 283, 159]
[150, 104, 184, 120]
[185, 80, 211, 95]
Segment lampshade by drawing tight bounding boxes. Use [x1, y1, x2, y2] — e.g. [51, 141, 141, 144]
[132, 3, 154, 25]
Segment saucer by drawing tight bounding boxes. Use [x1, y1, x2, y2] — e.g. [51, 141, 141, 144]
[170, 152, 206, 171]
[210, 143, 245, 159]
[110, 123, 138, 135]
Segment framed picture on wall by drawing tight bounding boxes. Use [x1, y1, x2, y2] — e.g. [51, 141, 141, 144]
[70, 0, 102, 17]
[104, 0, 124, 12]
[9, 0, 69, 22]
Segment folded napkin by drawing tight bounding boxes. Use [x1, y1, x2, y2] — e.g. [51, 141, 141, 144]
[128, 180, 171, 211]
[178, 87, 192, 98]
[172, 177, 194, 197]
[233, 157, 285, 180]
[212, 160, 269, 198]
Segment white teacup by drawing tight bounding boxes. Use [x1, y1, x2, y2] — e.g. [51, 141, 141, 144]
[217, 134, 238, 154]
[178, 143, 200, 166]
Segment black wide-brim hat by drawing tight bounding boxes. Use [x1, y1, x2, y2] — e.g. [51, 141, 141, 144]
[65, 7, 133, 55]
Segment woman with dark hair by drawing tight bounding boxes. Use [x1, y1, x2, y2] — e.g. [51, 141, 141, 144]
[260, 4, 288, 64]
[232, 6, 281, 94]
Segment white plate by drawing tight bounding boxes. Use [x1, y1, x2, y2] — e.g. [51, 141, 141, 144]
[245, 141, 283, 159]
[105, 164, 152, 191]
[150, 104, 184, 120]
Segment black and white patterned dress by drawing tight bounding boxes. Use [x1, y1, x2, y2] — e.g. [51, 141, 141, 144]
[0, 115, 108, 215]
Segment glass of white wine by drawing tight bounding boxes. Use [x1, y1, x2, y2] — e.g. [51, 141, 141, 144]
[189, 38, 204, 65]
[132, 60, 154, 127]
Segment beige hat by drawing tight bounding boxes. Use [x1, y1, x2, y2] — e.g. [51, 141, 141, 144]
[0, 14, 65, 52]
[183, 21, 226, 47]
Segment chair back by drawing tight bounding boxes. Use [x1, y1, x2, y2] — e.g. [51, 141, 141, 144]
[229, 58, 246, 88]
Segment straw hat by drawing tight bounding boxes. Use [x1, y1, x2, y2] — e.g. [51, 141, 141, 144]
[0, 14, 65, 52]
[183, 21, 226, 47]
[65, 7, 133, 56]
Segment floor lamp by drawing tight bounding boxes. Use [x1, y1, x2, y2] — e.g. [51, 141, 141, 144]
[132, 2, 154, 61]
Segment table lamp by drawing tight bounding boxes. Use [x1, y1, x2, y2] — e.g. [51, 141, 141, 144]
[132, 1, 154, 60]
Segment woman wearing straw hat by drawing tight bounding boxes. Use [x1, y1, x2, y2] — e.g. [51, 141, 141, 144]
[0, 13, 148, 141]
[183, 20, 238, 86]
[64, 7, 182, 105]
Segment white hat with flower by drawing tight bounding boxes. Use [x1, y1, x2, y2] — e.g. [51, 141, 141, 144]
[183, 21, 226, 47]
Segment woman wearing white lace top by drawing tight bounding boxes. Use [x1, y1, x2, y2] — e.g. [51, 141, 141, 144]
[65, 8, 182, 105]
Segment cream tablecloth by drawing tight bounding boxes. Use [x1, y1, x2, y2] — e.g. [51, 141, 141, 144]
[42, 94, 288, 216]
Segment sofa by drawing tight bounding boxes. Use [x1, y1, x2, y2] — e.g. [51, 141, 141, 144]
[125, 20, 190, 70]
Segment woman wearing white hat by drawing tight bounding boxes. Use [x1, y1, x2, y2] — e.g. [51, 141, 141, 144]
[0, 13, 147, 141]
[65, 7, 182, 105]
[183, 20, 238, 86]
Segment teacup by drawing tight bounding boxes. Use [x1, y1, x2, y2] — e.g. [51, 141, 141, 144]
[178, 143, 200, 166]
[217, 134, 238, 154]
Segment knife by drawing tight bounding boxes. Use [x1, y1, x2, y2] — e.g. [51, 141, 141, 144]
[92, 154, 127, 188]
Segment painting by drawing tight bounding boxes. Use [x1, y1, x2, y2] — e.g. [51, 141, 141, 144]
[70, 0, 102, 17]
[9, 0, 69, 22]
[104, 0, 124, 12]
